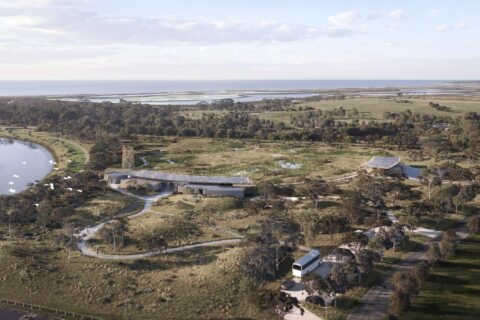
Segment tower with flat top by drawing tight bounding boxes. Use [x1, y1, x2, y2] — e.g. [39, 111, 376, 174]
[122, 141, 135, 169]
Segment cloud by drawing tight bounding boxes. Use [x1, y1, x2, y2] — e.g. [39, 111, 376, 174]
[328, 10, 360, 27]
[388, 9, 408, 22]
[328, 9, 408, 28]
[436, 19, 469, 33]
[0, 6, 359, 48]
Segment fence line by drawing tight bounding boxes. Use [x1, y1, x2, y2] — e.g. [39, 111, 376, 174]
[0, 298, 104, 320]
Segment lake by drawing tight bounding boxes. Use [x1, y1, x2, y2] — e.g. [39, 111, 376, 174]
[0, 138, 54, 196]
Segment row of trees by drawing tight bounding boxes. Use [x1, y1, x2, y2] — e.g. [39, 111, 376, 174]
[389, 228, 462, 318]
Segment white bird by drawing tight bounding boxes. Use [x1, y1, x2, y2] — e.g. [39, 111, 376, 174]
[48, 160, 54, 164]
[43, 183, 50, 187]
[8, 188, 16, 193]
[33, 203, 39, 207]
[8, 181, 14, 185]
[12, 174, 20, 179]
[66, 187, 73, 191]
[54, 167, 59, 171]
[53, 161, 57, 165]
[76, 189, 83, 193]
[49, 183, 54, 190]
[63, 176, 72, 180]
[67, 160, 72, 163]
[22, 161, 27, 165]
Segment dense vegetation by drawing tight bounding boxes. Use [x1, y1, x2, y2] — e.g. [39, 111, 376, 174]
[1, 98, 479, 157]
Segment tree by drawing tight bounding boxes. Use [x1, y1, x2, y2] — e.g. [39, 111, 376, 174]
[141, 229, 168, 252]
[386, 224, 405, 252]
[392, 271, 419, 297]
[341, 190, 364, 224]
[388, 291, 410, 318]
[318, 213, 348, 243]
[402, 201, 430, 234]
[36, 199, 53, 235]
[439, 229, 456, 259]
[368, 235, 387, 262]
[99, 219, 128, 252]
[257, 290, 302, 320]
[302, 274, 334, 316]
[420, 168, 441, 200]
[298, 178, 336, 208]
[427, 243, 441, 268]
[355, 249, 377, 283]
[56, 223, 77, 264]
[330, 263, 349, 299]
[411, 262, 429, 287]
[453, 186, 476, 213]
[342, 232, 369, 254]
[467, 215, 479, 235]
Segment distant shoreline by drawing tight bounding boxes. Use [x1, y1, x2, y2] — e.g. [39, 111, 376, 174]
[1, 80, 478, 105]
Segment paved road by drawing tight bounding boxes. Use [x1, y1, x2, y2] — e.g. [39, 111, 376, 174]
[77, 188, 243, 260]
[0, 309, 49, 320]
[347, 222, 470, 320]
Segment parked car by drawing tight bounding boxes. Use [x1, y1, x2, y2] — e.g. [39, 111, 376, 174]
[306, 295, 326, 306]
[280, 279, 296, 290]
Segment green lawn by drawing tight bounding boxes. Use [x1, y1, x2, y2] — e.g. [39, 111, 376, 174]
[402, 234, 480, 320]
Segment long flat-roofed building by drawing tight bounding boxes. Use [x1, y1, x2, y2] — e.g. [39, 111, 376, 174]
[105, 170, 253, 198]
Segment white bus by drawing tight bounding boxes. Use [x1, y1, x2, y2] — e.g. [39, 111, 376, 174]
[292, 250, 321, 277]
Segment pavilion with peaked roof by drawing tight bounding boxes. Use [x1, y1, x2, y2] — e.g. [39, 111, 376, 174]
[362, 156, 403, 177]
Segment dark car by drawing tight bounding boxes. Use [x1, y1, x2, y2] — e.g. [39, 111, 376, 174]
[305, 295, 326, 306]
[280, 279, 296, 290]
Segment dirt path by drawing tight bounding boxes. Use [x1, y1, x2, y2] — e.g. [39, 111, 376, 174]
[347, 222, 470, 320]
[77, 188, 243, 260]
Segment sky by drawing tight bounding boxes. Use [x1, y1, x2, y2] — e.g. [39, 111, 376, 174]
[0, 0, 478, 80]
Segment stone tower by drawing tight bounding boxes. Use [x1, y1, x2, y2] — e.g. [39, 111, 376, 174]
[122, 142, 135, 169]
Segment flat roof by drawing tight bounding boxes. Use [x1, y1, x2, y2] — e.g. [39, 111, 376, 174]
[364, 156, 401, 170]
[114, 170, 252, 185]
[293, 250, 321, 266]
[183, 184, 246, 192]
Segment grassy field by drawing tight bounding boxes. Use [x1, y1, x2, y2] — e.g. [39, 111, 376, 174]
[0, 128, 91, 172]
[0, 241, 264, 320]
[176, 97, 480, 125]
[131, 137, 443, 184]
[72, 191, 142, 227]
[402, 234, 480, 320]
[256, 97, 480, 124]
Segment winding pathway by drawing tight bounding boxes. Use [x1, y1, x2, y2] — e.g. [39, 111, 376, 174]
[76, 188, 243, 260]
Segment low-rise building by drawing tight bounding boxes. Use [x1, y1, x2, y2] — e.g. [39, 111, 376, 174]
[104, 170, 253, 198]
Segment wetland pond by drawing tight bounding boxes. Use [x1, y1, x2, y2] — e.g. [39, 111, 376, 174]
[0, 138, 54, 195]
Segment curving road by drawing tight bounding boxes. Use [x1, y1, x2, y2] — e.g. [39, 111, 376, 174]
[77, 188, 243, 260]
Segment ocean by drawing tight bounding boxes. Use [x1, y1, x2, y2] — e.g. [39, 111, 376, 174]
[0, 80, 444, 96]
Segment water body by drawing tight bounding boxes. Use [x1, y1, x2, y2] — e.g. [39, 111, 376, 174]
[0, 138, 54, 196]
[0, 80, 445, 96]
[1, 79, 471, 105]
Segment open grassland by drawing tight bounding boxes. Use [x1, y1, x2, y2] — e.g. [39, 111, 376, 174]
[252, 97, 480, 123]
[0, 128, 91, 172]
[133, 137, 433, 182]
[402, 234, 480, 320]
[72, 191, 142, 227]
[132, 137, 450, 186]
[0, 241, 264, 320]
[90, 211, 236, 255]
